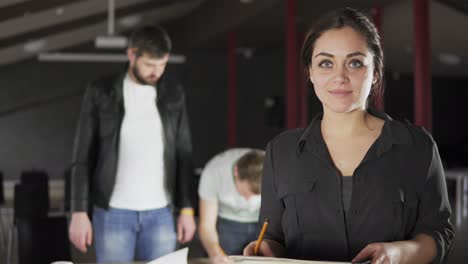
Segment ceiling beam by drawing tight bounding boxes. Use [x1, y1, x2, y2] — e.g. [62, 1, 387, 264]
[0, 0, 204, 66]
[0, 0, 197, 49]
[170, 0, 281, 48]
[0, 0, 29, 9]
[0, 0, 81, 22]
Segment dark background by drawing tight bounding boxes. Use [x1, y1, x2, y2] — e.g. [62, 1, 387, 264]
[0, 0, 467, 263]
[1, 50, 467, 180]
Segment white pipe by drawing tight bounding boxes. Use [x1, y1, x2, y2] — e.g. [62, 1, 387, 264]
[38, 52, 186, 64]
[108, 0, 115, 35]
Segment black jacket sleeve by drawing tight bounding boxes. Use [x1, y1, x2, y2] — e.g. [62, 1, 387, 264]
[260, 142, 285, 245]
[174, 87, 194, 209]
[70, 84, 98, 212]
[413, 140, 455, 264]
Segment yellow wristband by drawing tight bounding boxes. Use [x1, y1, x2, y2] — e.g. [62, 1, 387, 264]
[180, 208, 194, 216]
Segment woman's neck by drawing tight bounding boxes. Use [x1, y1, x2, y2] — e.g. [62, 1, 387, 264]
[321, 108, 372, 138]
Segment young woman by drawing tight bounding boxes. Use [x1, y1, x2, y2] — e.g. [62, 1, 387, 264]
[244, 7, 454, 264]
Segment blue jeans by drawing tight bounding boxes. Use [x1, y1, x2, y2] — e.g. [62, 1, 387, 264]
[92, 206, 177, 262]
[217, 217, 258, 255]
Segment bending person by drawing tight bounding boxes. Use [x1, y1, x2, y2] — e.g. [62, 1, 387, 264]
[199, 149, 265, 264]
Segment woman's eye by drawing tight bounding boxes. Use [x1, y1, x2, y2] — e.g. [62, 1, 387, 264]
[349, 60, 363, 68]
[318, 60, 333, 68]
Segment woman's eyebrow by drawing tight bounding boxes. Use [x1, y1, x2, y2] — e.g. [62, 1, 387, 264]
[347, 51, 367, 58]
[314, 51, 367, 58]
[314, 52, 333, 58]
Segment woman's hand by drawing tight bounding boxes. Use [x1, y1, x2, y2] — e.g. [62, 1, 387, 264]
[243, 239, 285, 257]
[353, 234, 436, 264]
[353, 242, 402, 264]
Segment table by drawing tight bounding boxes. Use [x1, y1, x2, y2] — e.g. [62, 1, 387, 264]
[81, 259, 210, 264]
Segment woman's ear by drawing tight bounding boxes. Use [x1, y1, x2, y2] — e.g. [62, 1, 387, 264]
[308, 66, 314, 84]
[233, 165, 239, 180]
[372, 72, 378, 84]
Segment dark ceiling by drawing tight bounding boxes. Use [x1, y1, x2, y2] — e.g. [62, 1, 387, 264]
[0, 0, 467, 76]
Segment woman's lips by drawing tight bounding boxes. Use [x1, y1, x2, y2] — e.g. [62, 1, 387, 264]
[330, 89, 352, 96]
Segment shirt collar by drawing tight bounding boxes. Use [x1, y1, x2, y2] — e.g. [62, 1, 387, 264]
[297, 108, 413, 156]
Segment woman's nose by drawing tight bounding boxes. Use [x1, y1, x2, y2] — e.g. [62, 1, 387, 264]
[333, 65, 349, 84]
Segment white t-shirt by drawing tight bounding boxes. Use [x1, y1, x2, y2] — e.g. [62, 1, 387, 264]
[198, 148, 261, 223]
[109, 75, 168, 210]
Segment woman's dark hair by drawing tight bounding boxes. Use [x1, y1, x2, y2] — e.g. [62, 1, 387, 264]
[300, 7, 384, 105]
[128, 25, 172, 58]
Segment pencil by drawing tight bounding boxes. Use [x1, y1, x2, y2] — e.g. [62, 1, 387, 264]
[254, 218, 270, 255]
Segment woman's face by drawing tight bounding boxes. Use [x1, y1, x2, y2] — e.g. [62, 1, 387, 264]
[309, 26, 376, 114]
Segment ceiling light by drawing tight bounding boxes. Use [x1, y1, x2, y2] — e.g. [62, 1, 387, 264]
[405, 45, 412, 53]
[119, 15, 142, 29]
[95, 35, 128, 49]
[56, 7, 64, 16]
[24, 39, 47, 53]
[438, 52, 461, 66]
[95, 0, 127, 49]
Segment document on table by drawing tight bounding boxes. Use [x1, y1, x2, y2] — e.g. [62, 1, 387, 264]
[230, 256, 350, 264]
[146, 247, 188, 264]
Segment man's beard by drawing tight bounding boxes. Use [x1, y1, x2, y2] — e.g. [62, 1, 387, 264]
[132, 64, 157, 86]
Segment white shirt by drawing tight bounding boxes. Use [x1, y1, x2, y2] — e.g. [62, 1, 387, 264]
[109, 75, 168, 210]
[198, 148, 261, 223]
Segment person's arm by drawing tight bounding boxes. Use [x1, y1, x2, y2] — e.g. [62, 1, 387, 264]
[244, 142, 286, 257]
[353, 234, 436, 263]
[174, 84, 196, 243]
[410, 140, 454, 263]
[175, 88, 194, 209]
[199, 199, 230, 263]
[69, 83, 98, 253]
[354, 140, 454, 264]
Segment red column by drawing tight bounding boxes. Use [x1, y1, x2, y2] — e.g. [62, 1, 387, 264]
[286, 0, 298, 129]
[227, 31, 238, 147]
[371, 6, 384, 111]
[298, 32, 308, 128]
[413, 0, 432, 131]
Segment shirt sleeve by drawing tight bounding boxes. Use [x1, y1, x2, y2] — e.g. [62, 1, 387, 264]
[260, 142, 285, 245]
[198, 156, 220, 201]
[413, 141, 455, 264]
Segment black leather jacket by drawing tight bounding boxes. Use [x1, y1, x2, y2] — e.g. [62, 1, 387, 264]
[70, 72, 194, 212]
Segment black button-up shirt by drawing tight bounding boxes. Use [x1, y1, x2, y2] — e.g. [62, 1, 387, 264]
[260, 110, 454, 263]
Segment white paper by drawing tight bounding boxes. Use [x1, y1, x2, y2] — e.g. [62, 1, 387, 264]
[230, 256, 350, 264]
[146, 247, 189, 264]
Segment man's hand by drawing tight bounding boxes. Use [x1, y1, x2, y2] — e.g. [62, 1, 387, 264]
[69, 212, 93, 253]
[211, 254, 232, 264]
[177, 210, 196, 244]
[353, 242, 402, 264]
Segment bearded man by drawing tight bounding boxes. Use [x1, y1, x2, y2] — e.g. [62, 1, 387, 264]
[68, 25, 196, 262]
